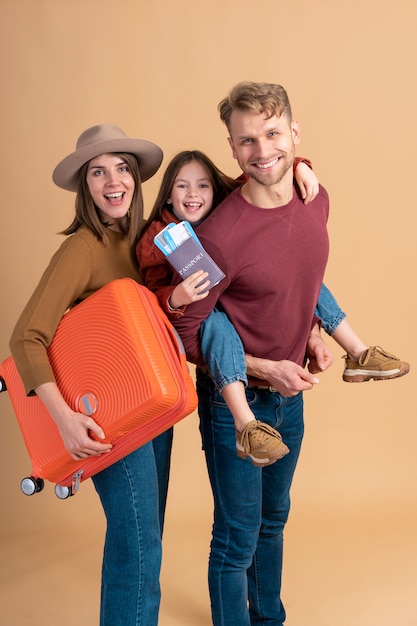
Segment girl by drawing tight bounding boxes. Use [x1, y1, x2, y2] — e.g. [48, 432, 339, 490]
[137, 151, 409, 467]
[10, 124, 170, 626]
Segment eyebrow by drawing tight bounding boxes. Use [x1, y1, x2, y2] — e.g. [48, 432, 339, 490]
[175, 177, 211, 183]
[88, 159, 127, 170]
[235, 119, 284, 141]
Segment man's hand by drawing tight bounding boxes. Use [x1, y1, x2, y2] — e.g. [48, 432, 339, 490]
[306, 323, 334, 374]
[245, 355, 321, 397]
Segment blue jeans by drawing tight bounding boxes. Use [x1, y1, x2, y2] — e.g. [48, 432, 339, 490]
[201, 307, 248, 393]
[91, 428, 173, 626]
[197, 369, 304, 626]
[315, 283, 346, 336]
[201, 285, 346, 394]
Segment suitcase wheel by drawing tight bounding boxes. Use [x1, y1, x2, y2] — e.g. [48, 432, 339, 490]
[0, 376, 6, 392]
[20, 476, 44, 496]
[54, 484, 73, 500]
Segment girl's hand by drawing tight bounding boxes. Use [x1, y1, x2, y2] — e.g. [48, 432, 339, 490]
[295, 161, 319, 204]
[169, 270, 210, 309]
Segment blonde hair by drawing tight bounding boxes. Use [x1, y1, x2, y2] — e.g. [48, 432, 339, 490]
[218, 81, 293, 130]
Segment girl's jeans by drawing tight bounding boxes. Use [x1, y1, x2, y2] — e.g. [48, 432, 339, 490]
[200, 283, 346, 393]
[315, 282, 346, 335]
[197, 369, 304, 626]
[91, 428, 173, 626]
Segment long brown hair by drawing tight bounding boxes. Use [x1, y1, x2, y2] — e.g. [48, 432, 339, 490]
[61, 152, 144, 246]
[140, 150, 240, 238]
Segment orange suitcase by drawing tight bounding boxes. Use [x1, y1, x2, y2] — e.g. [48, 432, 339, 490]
[0, 278, 197, 498]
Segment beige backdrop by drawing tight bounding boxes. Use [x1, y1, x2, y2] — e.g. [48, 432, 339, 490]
[1, 1, 416, 625]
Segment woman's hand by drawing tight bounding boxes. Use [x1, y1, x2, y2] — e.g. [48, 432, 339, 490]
[35, 382, 112, 460]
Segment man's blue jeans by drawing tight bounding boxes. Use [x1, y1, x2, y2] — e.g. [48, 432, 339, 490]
[91, 428, 173, 626]
[197, 369, 304, 626]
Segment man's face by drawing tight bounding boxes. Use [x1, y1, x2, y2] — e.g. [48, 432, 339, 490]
[227, 109, 300, 187]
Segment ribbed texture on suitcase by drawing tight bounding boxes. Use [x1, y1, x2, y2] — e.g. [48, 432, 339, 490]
[2, 279, 197, 486]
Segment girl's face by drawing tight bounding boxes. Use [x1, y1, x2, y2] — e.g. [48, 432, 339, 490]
[168, 160, 214, 224]
[86, 153, 135, 232]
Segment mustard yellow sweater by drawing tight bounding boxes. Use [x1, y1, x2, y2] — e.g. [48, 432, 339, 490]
[10, 226, 142, 394]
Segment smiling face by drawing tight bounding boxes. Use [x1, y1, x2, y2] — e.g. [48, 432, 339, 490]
[168, 160, 214, 224]
[86, 153, 135, 232]
[227, 109, 300, 188]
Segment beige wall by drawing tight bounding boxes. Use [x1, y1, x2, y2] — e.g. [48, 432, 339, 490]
[0, 0, 416, 623]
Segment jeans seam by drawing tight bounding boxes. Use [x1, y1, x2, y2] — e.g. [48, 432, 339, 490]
[121, 456, 143, 625]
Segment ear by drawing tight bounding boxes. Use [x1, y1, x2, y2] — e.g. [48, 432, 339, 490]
[227, 136, 238, 160]
[291, 120, 301, 145]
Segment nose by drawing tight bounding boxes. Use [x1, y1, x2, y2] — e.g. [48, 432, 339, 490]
[187, 185, 199, 197]
[106, 168, 121, 185]
[256, 138, 272, 159]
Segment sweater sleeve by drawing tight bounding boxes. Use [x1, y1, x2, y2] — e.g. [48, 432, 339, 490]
[136, 222, 186, 319]
[9, 235, 94, 394]
[293, 156, 312, 171]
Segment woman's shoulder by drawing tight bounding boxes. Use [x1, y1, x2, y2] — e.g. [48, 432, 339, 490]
[51, 226, 101, 268]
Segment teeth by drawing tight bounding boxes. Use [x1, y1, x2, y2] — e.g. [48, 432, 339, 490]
[256, 158, 279, 169]
[105, 192, 123, 199]
[185, 203, 201, 208]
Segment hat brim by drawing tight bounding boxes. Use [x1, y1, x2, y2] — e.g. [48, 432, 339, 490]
[52, 138, 163, 192]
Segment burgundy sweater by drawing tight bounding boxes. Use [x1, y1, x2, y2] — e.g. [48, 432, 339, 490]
[173, 184, 329, 368]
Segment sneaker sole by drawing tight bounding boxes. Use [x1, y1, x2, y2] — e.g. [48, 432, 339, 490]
[343, 366, 410, 383]
[236, 444, 290, 466]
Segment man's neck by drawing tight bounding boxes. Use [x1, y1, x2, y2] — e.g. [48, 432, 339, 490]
[241, 176, 294, 209]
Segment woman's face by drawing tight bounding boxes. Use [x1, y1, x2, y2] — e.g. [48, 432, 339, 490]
[168, 160, 214, 224]
[86, 153, 135, 232]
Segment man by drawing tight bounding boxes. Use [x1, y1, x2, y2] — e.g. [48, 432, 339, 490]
[174, 81, 333, 625]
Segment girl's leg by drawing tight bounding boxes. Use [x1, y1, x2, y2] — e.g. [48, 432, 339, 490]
[315, 283, 347, 337]
[317, 284, 410, 381]
[331, 319, 367, 358]
[200, 310, 289, 465]
[316, 283, 366, 356]
[200, 308, 253, 431]
[200, 308, 247, 393]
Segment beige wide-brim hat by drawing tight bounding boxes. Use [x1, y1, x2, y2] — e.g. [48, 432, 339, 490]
[52, 124, 164, 192]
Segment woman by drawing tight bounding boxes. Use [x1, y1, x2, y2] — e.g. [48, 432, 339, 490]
[9, 124, 170, 626]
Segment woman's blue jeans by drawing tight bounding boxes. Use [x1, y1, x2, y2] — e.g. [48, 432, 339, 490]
[91, 428, 173, 626]
[197, 369, 304, 626]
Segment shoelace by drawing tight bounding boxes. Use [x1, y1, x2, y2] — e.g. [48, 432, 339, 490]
[359, 346, 399, 366]
[239, 421, 283, 455]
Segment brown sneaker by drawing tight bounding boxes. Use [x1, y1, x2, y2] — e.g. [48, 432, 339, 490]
[236, 421, 290, 467]
[343, 346, 410, 383]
